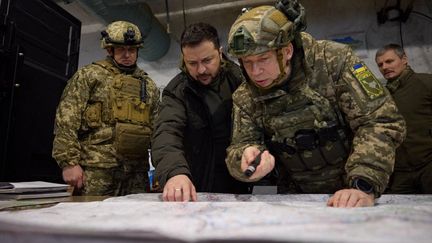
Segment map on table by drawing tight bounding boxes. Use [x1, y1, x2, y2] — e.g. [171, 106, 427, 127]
[0, 193, 431, 242]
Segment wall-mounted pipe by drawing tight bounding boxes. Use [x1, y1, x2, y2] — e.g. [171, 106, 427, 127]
[154, 0, 274, 19]
[81, 0, 170, 61]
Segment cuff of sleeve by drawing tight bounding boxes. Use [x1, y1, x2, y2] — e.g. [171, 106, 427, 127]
[158, 167, 192, 188]
[58, 161, 78, 169]
[349, 177, 382, 198]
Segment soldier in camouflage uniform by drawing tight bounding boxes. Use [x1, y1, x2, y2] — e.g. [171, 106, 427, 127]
[52, 21, 160, 196]
[225, 1, 406, 207]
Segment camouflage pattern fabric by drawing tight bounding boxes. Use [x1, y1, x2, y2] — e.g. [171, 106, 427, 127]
[101, 21, 144, 49]
[80, 166, 149, 196]
[228, 6, 295, 58]
[52, 57, 160, 196]
[226, 32, 406, 197]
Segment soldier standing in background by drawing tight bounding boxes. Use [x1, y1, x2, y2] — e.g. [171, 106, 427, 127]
[225, 0, 406, 207]
[376, 44, 432, 194]
[52, 21, 160, 196]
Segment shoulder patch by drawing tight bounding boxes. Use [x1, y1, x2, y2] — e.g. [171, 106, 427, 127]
[350, 63, 384, 100]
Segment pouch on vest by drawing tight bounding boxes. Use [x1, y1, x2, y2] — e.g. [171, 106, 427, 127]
[84, 102, 102, 128]
[81, 127, 113, 145]
[114, 122, 151, 159]
[265, 86, 349, 173]
[80, 127, 117, 168]
[319, 139, 349, 166]
[281, 126, 348, 172]
[111, 74, 151, 125]
[267, 140, 304, 172]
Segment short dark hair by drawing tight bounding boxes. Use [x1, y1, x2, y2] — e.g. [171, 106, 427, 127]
[376, 43, 406, 59]
[180, 22, 220, 51]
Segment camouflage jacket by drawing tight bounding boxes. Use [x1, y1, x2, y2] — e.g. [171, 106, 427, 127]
[226, 33, 406, 196]
[52, 57, 160, 169]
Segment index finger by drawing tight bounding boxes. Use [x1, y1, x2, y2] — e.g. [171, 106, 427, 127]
[241, 148, 261, 171]
[327, 192, 341, 207]
[162, 186, 169, 201]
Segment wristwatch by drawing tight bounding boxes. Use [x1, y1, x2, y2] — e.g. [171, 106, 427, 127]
[351, 178, 374, 194]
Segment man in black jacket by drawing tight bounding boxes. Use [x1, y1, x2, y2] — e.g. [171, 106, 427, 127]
[152, 23, 250, 201]
[375, 43, 432, 193]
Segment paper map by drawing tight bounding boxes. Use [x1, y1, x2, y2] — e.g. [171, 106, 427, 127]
[0, 194, 431, 242]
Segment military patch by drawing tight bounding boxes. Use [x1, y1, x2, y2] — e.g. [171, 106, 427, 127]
[350, 63, 384, 100]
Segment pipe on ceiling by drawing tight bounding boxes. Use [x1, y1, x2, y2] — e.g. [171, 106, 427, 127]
[154, 0, 274, 19]
[80, 0, 170, 61]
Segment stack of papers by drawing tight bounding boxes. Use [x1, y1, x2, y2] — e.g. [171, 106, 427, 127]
[0, 181, 71, 200]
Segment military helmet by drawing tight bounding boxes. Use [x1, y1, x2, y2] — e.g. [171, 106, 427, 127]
[228, 6, 295, 58]
[101, 21, 144, 49]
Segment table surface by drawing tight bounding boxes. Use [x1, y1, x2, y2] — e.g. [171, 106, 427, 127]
[0, 193, 431, 243]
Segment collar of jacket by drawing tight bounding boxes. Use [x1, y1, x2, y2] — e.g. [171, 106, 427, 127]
[106, 56, 137, 74]
[386, 66, 414, 93]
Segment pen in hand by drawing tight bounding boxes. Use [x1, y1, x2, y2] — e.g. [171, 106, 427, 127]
[244, 151, 263, 177]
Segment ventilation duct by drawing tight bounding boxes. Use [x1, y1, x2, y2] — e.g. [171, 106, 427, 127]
[80, 0, 170, 61]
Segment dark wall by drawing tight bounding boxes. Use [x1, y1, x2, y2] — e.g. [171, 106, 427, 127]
[0, 0, 81, 182]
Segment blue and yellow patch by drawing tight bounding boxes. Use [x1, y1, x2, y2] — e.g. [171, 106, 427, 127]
[350, 63, 384, 100]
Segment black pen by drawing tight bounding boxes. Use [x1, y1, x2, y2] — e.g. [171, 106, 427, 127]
[244, 151, 263, 177]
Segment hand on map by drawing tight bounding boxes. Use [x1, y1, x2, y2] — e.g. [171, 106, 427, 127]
[241, 147, 275, 180]
[62, 164, 85, 189]
[163, 174, 197, 202]
[327, 189, 375, 207]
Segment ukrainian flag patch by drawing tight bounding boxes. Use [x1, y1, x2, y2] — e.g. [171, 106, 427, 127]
[351, 62, 384, 100]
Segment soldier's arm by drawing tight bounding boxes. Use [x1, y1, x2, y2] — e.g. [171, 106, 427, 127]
[52, 68, 94, 169]
[328, 44, 406, 197]
[226, 89, 266, 182]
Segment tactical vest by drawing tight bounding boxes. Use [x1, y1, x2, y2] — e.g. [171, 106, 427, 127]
[259, 85, 350, 193]
[84, 60, 152, 160]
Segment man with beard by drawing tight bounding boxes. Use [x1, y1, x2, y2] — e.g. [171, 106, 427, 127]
[152, 23, 251, 201]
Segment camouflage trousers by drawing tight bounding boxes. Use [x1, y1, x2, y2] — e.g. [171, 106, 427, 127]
[79, 166, 149, 196]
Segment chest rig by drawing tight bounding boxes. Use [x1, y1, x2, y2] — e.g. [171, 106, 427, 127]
[110, 72, 150, 125]
[258, 84, 350, 193]
[84, 60, 152, 160]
